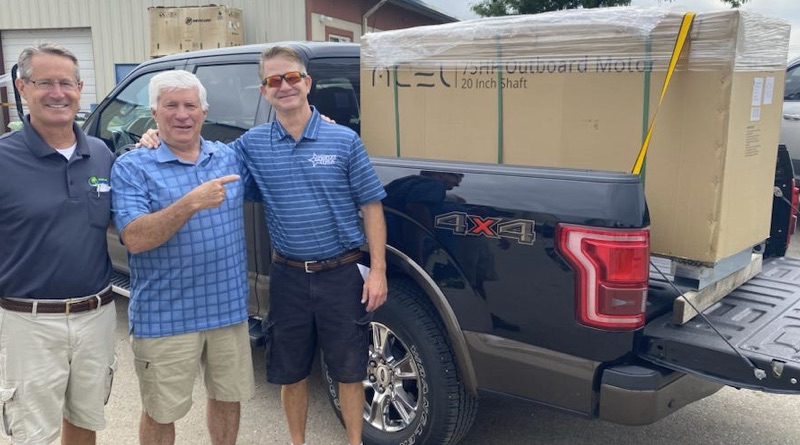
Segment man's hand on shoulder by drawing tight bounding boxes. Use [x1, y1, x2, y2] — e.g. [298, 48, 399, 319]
[137, 128, 161, 149]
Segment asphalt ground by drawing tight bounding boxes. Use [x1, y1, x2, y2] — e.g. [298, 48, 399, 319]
[4, 231, 800, 445]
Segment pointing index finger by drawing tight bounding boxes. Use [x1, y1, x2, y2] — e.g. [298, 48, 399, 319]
[217, 174, 241, 184]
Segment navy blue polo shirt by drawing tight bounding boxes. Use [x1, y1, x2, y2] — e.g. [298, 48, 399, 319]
[0, 117, 113, 299]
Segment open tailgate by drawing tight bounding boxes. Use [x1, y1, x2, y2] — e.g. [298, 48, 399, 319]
[640, 256, 800, 394]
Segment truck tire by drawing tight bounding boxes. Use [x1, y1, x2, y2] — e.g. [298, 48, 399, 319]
[321, 279, 478, 445]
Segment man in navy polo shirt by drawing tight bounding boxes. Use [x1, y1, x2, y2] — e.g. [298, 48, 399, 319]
[0, 43, 116, 445]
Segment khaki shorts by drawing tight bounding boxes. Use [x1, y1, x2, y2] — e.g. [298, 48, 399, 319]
[0, 301, 117, 445]
[131, 321, 255, 424]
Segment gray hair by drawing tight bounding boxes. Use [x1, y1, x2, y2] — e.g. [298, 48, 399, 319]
[17, 43, 80, 82]
[259, 45, 307, 81]
[148, 70, 209, 111]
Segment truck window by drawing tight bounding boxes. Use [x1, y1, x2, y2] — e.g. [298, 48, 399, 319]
[787, 63, 800, 101]
[194, 63, 262, 142]
[96, 71, 160, 152]
[308, 58, 361, 134]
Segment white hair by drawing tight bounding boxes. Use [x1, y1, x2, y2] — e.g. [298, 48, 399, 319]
[148, 70, 209, 111]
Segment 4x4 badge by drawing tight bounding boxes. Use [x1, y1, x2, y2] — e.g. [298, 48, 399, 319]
[434, 211, 536, 245]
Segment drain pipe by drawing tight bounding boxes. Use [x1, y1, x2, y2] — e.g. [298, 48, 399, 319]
[362, 0, 388, 35]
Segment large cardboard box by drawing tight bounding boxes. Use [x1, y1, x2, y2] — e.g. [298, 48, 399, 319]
[149, 5, 244, 57]
[361, 8, 791, 264]
[149, 7, 181, 57]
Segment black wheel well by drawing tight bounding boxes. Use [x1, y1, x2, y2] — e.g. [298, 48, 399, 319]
[382, 246, 478, 394]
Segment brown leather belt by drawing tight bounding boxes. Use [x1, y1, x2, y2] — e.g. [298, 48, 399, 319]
[273, 249, 362, 273]
[0, 287, 115, 314]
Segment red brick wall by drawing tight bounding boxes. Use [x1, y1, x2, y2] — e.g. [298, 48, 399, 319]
[310, 0, 444, 31]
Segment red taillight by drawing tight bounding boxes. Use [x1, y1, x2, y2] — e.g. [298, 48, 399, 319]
[556, 224, 650, 331]
[788, 178, 798, 243]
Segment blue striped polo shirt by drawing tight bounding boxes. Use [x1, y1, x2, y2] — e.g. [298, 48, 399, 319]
[231, 108, 386, 260]
[111, 139, 251, 338]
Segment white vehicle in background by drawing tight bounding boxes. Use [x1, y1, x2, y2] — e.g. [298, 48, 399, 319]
[783, 57, 800, 176]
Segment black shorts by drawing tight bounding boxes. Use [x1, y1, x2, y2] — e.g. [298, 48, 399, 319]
[263, 261, 370, 385]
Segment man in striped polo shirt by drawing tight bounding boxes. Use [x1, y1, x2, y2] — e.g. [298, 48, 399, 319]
[232, 46, 388, 445]
[112, 70, 258, 445]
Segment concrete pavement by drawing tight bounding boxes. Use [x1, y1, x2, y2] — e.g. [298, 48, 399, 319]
[4, 231, 800, 444]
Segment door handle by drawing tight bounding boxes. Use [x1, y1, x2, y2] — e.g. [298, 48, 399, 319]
[784, 114, 800, 121]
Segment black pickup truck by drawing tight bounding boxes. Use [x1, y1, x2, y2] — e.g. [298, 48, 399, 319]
[81, 42, 800, 445]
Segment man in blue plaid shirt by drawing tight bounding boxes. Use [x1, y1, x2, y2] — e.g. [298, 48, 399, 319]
[111, 70, 258, 445]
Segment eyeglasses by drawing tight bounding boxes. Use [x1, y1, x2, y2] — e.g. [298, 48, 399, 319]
[261, 71, 307, 89]
[26, 79, 79, 91]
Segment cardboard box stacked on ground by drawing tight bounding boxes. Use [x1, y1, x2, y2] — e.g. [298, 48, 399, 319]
[148, 5, 243, 58]
[360, 8, 791, 265]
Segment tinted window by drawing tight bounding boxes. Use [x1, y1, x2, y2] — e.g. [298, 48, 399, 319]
[96, 71, 160, 152]
[194, 63, 261, 142]
[307, 58, 361, 134]
[786, 63, 800, 101]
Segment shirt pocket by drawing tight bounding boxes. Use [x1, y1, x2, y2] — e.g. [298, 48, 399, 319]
[86, 191, 112, 229]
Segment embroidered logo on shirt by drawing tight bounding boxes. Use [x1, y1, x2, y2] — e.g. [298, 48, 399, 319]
[88, 176, 109, 186]
[88, 176, 111, 193]
[308, 153, 338, 167]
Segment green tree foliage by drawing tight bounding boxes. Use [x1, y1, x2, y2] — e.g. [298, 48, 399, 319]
[472, 0, 628, 16]
[471, 0, 750, 16]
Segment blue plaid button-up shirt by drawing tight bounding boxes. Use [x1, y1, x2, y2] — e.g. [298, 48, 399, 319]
[112, 139, 253, 338]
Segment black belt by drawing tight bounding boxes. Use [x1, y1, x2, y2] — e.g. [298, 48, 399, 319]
[0, 287, 114, 314]
[273, 249, 362, 273]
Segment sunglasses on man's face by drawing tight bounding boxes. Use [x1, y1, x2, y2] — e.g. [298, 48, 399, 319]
[262, 71, 307, 89]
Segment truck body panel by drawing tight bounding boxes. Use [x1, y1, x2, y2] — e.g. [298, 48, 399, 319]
[75, 41, 800, 445]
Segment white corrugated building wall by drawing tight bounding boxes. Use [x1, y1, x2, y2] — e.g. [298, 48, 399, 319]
[0, 0, 455, 129]
[0, 0, 305, 123]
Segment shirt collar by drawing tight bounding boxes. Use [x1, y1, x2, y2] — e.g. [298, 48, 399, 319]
[22, 115, 91, 159]
[155, 137, 216, 164]
[272, 106, 322, 142]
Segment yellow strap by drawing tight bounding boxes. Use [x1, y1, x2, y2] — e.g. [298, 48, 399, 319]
[631, 12, 696, 175]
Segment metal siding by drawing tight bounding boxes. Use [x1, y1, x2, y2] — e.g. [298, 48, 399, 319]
[87, 1, 149, 96]
[242, 0, 306, 43]
[0, 0, 306, 100]
[1, 28, 95, 122]
[0, 0, 91, 28]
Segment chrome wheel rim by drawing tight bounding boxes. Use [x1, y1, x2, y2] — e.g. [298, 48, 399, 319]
[364, 321, 421, 432]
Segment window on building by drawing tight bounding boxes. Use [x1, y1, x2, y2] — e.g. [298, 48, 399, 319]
[328, 34, 352, 43]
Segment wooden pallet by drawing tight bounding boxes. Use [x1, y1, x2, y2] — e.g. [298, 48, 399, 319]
[672, 253, 763, 324]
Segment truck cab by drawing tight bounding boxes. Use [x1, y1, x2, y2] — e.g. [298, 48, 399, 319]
[82, 41, 800, 445]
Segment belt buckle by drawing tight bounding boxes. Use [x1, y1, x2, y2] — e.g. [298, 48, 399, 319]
[304, 260, 317, 273]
